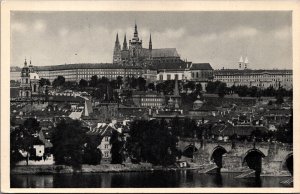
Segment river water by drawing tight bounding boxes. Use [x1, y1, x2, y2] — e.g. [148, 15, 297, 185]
[11, 170, 292, 188]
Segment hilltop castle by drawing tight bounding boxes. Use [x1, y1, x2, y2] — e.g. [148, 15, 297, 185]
[112, 23, 183, 67]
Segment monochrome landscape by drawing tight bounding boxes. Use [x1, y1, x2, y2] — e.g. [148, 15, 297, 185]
[9, 11, 293, 188]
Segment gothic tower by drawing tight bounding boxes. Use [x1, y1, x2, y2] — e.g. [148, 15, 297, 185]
[129, 22, 143, 66]
[121, 34, 130, 65]
[113, 33, 122, 64]
[19, 59, 32, 99]
[149, 34, 152, 50]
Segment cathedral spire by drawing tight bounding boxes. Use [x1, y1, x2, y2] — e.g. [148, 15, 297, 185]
[134, 22, 138, 38]
[123, 34, 128, 50]
[149, 34, 152, 50]
[115, 33, 120, 45]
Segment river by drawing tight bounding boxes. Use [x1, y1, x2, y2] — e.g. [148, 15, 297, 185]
[11, 170, 292, 188]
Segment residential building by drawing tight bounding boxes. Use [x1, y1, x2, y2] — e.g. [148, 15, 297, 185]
[132, 91, 165, 107]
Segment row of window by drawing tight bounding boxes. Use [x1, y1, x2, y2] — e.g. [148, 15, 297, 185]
[141, 98, 163, 102]
[141, 103, 162, 107]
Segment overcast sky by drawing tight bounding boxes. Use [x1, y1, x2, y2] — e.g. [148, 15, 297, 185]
[11, 11, 292, 69]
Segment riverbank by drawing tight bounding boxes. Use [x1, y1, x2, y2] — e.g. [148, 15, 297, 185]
[11, 163, 291, 177]
[11, 163, 196, 175]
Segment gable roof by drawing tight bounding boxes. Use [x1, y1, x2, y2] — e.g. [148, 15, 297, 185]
[190, 63, 213, 70]
[151, 48, 180, 58]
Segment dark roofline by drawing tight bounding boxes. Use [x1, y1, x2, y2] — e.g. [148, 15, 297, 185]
[34, 63, 143, 71]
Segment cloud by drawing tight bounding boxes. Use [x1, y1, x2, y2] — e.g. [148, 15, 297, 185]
[33, 20, 46, 32]
[225, 26, 258, 39]
[59, 28, 69, 37]
[273, 26, 291, 40]
[11, 22, 28, 33]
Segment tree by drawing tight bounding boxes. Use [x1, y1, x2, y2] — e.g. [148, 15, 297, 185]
[10, 118, 41, 167]
[63, 81, 79, 90]
[184, 81, 195, 93]
[89, 75, 98, 87]
[110, 130, 125, 164]
[83, 135, 102, 165]
[236, 85, 249, 97]
[39, 78, 50, 87]
[52, 76, 65, 88]
[51, 120, 87, 169]
[216, 82, 227, 98]
[126, 119, 179, 165]
[116, 76, 123, 88]
[248, 86, 258, 97]
[195, 83, 202, 93]
[137, 77, 146, 91]
[79, 79, 88, 88]
[147, 83, 155, 91]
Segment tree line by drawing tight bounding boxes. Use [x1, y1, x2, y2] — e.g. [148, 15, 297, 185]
[205, 81, 292, 100]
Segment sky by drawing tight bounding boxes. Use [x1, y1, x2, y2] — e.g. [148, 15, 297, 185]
[11, 11, 292, 69]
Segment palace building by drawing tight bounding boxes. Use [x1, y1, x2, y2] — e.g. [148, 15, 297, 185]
[214, 57, 292, 90]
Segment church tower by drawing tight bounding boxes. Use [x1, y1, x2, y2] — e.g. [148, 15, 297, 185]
[113, 33, 122, 64]
[19, 59, 32, 99]
[238, 56, 244, 70]
[244, 57, 249, 69]
[129, 22, 143, 66]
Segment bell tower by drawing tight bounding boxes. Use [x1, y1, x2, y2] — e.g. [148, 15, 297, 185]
[19, 59, 32, 99]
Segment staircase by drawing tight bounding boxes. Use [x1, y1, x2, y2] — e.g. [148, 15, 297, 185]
[280, 177, 293, 186]
[235, 169, 256, 179]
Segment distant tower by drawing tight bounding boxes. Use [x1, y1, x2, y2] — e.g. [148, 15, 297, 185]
[244, 57, 249, 69]
[113, 33, 121, 64]
[121, 34, 129, 65]
[122, 34, 128, 50]
[19, 59, 32, 99]
[149, 34, 152, 50]
[238, 56, 244, 70]
[129, 22, 143, 66]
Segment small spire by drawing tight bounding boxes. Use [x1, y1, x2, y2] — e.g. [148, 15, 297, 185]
[123, 34, 128, 50]
[149, 33, 152, 50]
[24, 58, 27, 66]
[239, 56, 243, 63]
[134, 21, 138, 38]
[244, 57, 249, 64]
[115, 33, 120, 44]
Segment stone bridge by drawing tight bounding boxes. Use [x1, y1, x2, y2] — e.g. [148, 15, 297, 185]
[177, 138, 293, 175]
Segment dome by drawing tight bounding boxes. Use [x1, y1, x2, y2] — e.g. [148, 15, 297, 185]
[194, 99, 203, 104]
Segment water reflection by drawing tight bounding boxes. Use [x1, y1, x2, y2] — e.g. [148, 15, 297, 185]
[11, 170, 291, 188]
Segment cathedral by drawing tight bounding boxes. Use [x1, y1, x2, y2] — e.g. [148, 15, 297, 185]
[113, 23, 183, 67]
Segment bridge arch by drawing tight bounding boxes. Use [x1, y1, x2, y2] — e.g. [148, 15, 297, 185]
[182, 144, 198, 158]
[210, 146, 228, 168]
[242, 148, 266, 176]
[281, 152, 293, 175]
